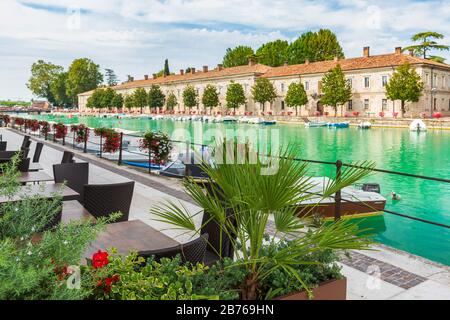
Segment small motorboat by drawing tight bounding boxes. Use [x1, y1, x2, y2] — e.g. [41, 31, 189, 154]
[409, 119, 427, 132]
[305, 121, 327, 127]
[222, 116, 237, 123]
[248, 117, 264, 124]
[262, 120, 277, 125]
[358, 121, 372, 129]
[327, 122, 350, 128]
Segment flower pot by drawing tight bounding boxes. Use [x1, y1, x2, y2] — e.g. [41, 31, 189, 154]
[273, 278, 346, 300]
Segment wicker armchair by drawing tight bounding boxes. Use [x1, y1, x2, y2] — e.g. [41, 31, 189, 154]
[33, 142, 43, 163]
[20, 136, 30, 149]
[61, 151, 75, 164]
[53, 162, 89, 203]
[83, 181, 135, 222]
[0, 141, 6, 151]
[147, 233, 209, 264]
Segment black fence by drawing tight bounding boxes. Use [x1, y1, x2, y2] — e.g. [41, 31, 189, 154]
[8, 122, 450, 230]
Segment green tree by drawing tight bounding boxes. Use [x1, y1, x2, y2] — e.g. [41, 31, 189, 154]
[100, 87, 116, 109]
[86, 88, 105, 109]
[147, 85, 165, 112]
[320, 65, 352, 117]
[285, 82, 308, 116]
[66, 58, 103, 106]
[111, 92, 124, 110]
[385, 63, 424, 116]
[202, 84, 219, 114]
[251, 78, 277, 113]
[223, 46, 255, 68]
[164, 59, 170, 77]
[124, 94, 134, 110]
[256, 40, 289, 67]
[27, 60, 63, 105]
[182, 85, 198, 110]
[287, 29, 345, 65]
[403, 31, 449, 62]
[133, 88, 148, 114]
[105, 68, 118, 86]
[166, 92, 177, 111]
[50, 72, 72, 108]
[226, 81, 246, 113]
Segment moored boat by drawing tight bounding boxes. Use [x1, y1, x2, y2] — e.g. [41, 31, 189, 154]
[327, 122, 350, 128]
[358, 121, 372, 129]
[305, 121, 327, 127]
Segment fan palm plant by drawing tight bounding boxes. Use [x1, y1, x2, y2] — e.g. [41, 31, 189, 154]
[151, 143, 375, 300]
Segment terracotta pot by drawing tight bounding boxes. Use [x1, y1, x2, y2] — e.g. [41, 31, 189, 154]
[273, 278, 346, 300]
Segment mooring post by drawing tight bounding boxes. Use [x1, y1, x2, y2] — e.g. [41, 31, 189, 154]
[118, 132, 123, 166]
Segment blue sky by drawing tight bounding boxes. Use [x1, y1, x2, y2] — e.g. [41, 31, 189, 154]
[1, 0, 449, 100]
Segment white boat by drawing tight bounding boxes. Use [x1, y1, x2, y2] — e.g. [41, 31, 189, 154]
[248, 117, 264, 124]
[409, 119, 427, 132]
[202, 116, 214, 122]
[153, 115, 164, 120]
[305, 121, 327, 127]
[358, 121, 372, 129]
[222, 116, 237, 123]
[213, 115, 223, 123]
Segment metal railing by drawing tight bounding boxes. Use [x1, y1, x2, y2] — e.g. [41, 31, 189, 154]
[8, 122, 450, 230]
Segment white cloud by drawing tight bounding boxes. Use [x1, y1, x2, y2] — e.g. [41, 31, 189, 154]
[0, 0, 449, 100]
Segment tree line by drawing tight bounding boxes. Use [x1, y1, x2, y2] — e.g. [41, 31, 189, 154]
[27, 58, 118, 109]
[86, 62, 424, 117]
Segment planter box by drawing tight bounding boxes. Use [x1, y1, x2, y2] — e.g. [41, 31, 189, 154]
[274, 278, 346, 300]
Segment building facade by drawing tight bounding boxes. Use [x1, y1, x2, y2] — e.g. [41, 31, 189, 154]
[78, 47, 450, 118]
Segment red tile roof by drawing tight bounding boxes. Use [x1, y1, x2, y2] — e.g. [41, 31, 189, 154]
[262, 53, 450, 78]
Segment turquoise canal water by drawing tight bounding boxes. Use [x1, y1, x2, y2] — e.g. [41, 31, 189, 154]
[22, 114, 450, 265]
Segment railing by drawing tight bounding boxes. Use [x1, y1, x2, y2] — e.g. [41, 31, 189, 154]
[7, 122, 450, 230]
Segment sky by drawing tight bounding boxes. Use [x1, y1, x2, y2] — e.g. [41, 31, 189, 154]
[0, 0, 449, 101]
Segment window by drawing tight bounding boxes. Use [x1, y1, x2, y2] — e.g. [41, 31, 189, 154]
[433, 74, 437, 88]
[364, 99, 370, 110]
[281, 101, 285, 110]
[364, 77, 370, 88]
[425, 73, 429, 85]
[382, 76, 388, 87]
[347, 78, 352, 88]
[382, 99, 388, 111]
[304, 81, 309, 90]
[347, 100, 353, 110]
[281, 83, 285, 92]
[434, 98, 437, 111]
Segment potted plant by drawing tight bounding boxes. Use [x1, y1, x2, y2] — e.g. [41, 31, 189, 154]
[151, 142, 373, 300]
[53, 122, 67, 140]
[140, 131, 172, 166]
[71, 124, 89, 144]
[94, 128, 120, 153]
[39, 121, 51, 139]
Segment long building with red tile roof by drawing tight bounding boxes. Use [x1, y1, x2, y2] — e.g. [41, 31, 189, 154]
[78, 47, 450, 117]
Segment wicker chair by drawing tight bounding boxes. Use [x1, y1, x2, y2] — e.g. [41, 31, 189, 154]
[18, 158, 30, 172]
[20, 136, 30, 149]
[0, 141, 6, 151]
[53, 162, 89, 203]
[33, 142, 43, 163]
[201, 210, 236, 266]
[147, 233, 209, 264]
[83, 181, 135, 222]
[61, 151, 75, 164]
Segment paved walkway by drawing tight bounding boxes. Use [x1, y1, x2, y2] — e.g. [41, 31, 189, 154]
[2, 127, 450, 300]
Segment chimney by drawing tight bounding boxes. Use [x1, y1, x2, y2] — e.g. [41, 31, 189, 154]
[129, 76, 134, 82]
[153, 74, 157, 79]
[180, 69, 184, 75]
[363, 46, 370, 58]
[305, 59, 310, 65]
[127, 75, 131, 82]
[144, 75, 149, 80]
[395, 47, 402, 55]
[248, 57, 256, 66]
[203, 65, 208, 73]
[217, 64, 223, 71]
[409, 49, 415, 57]
[191, 67, 196, 74]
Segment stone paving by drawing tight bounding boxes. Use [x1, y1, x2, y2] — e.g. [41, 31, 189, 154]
[2, 127, 450, 300]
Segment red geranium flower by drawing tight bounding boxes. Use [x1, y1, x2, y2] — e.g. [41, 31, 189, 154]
[92, 250, 109, 268]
